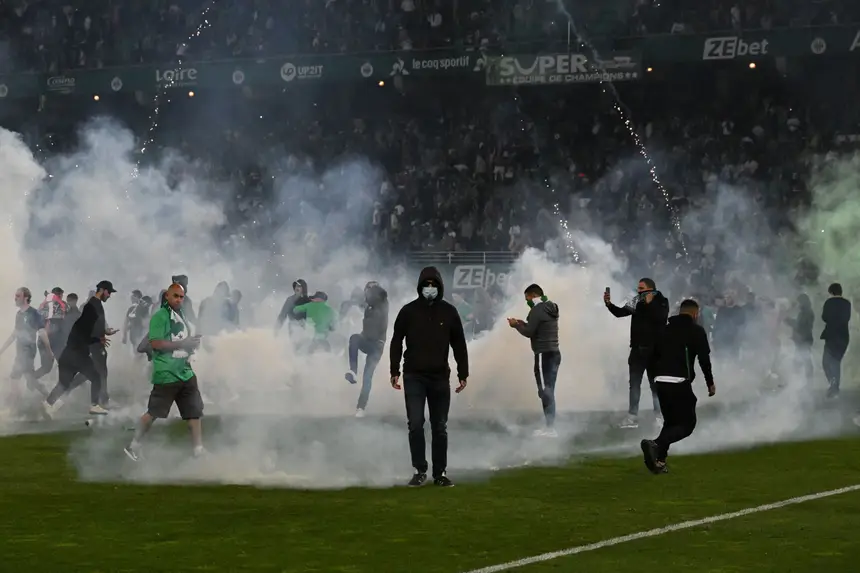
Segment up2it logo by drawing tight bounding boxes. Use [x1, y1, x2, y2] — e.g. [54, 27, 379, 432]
[702, 36, 769, 60]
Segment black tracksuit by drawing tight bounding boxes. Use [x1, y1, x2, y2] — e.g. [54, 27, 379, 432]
[820, 297, 851, 393]
[348, 285, 389, 410]
[390, 266, 469, 478]
[46, 296, 106, 407]
[606, 292, 670, 416]
[652, 314, 714, 461]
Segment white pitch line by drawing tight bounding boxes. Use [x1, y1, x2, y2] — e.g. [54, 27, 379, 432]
[460, 483, 860, 573]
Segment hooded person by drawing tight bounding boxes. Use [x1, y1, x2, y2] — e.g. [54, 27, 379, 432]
[604, 277, 670, 429]
[198, 281, 239, 337]
[507, 283, 561, 436]
[345, 281, 388, 417]
[389, 266, 469, 488]
[275, 279, 310, 336]
[293, 291, 336, 352]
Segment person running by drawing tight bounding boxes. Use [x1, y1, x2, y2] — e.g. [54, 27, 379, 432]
[0, 287, 54, 398]
[124, 283, 205, 461]
[345, 281, 388, 417]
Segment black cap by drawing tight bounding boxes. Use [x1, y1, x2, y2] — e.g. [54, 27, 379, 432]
[96, 280, 117, 293]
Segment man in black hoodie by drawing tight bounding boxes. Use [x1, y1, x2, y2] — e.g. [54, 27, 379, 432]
[345, 281, 388, 417]
[605, 278, 670, 429]
[820, 282, 851, 398]
[275, 279, 310, 337]
[43, 280, 118, 418]
[508, 284, 561, 436]
[641, 299, 715, 474]
[390, 267, 469, 488]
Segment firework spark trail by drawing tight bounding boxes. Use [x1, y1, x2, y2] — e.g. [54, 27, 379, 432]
[551, 0, 689, 260]
[135, 3, 217, 170]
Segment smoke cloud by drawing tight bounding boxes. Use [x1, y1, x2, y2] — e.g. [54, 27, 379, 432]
[0, 118, 856, 489]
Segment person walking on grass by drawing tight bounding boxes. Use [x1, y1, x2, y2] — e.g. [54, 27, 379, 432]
[124, 283, 205, 461]
[390, 266, 469, 488]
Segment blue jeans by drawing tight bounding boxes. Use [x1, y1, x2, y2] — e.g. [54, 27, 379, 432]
[534, 351, 562, 427]
[348, 334, 383, 410]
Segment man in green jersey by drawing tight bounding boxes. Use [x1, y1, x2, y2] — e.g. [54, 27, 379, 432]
[294, 291, 336, 352]
[124, 283, 204, 461]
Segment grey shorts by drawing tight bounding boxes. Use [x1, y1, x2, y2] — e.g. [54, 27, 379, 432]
[147, 376, 204, 420]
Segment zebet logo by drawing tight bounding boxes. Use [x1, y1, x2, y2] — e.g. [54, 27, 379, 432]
[452, 265, 509, 290]
[702, 37, 769, 60]
[156, 68, 198, 87]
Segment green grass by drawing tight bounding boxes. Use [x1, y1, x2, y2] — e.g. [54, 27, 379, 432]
[2, 431, 860, 572]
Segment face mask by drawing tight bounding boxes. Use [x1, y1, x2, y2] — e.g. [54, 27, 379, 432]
[422, 286, 438, 300]
[526, 298, 535, 308]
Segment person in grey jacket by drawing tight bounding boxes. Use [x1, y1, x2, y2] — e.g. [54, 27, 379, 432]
[508, 283, 561, 436]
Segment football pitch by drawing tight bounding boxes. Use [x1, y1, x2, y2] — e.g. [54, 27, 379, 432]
[1, 416, 860, 572]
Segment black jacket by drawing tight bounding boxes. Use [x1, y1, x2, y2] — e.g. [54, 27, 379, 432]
[390, 266, 469, 379]
[821, 297, 851, 347]
[653, 314, 714, 386]
[606, 292, 669, 349]
[276, 279, 310, 330]
[64, 296, 105, 357]
[362, 285, 389, 342]
[788, 304, 814, 346]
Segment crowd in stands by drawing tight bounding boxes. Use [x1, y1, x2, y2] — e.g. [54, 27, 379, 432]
[3, 0, 859, 74]
[2, 2, 859, 315]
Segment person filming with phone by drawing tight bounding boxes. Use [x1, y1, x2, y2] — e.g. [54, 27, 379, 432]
[604, 278, 669, 429]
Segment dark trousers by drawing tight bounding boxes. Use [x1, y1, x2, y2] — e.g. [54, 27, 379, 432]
[404, 373, 451, 478]
[348, 334, 383, 410]
[33, 341, 56, 380]
[793, 343, 814, 382]
[628, 347, 661, 416]
[47, 350, 103, 406]
[822, 342, 847, 391]
[654, 381, 697, 461]
[71, 344, 108, 405]
[534, 351, 561, 427]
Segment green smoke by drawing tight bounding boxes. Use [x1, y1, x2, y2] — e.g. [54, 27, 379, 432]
[799, 153, 860, 384]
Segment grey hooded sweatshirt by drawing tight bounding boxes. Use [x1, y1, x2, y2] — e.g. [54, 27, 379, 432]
[515, 300, 560, 354]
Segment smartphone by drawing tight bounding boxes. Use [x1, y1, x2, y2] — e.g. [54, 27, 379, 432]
[605, 287, 610, 296]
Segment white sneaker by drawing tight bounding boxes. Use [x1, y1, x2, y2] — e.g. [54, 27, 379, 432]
[193, 446, 208, 458]
[532, 428, 558, 438]
[42, 399, 61, 420]
[355, 408, 366, 418]
[89, 405, 109, 416]
[124, 444, 142, 462]
[618, 415, 639, 429]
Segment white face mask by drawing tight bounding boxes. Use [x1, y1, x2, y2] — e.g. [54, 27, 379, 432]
[422, 286, 438, 300]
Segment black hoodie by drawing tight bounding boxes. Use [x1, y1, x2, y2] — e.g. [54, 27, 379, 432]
[276, 279, 310, 330]
[606, 292, 669, 349]
[362, 284, 389, 342]
[390, 266, 469, 379]
[653, 314, 714, 386]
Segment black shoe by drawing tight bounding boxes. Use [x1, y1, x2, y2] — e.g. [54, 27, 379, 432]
[407, 472, 427, 487]
[433, 474, 454, 487]
[640, 439, 658, 473]
[345, 372, 357, 385]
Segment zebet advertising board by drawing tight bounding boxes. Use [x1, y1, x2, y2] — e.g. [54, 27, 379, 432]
[447, 264, 511, 291]
[486, 52, 641, 86]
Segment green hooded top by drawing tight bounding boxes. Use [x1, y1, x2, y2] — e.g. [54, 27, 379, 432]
[293, 301, 336, 339]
